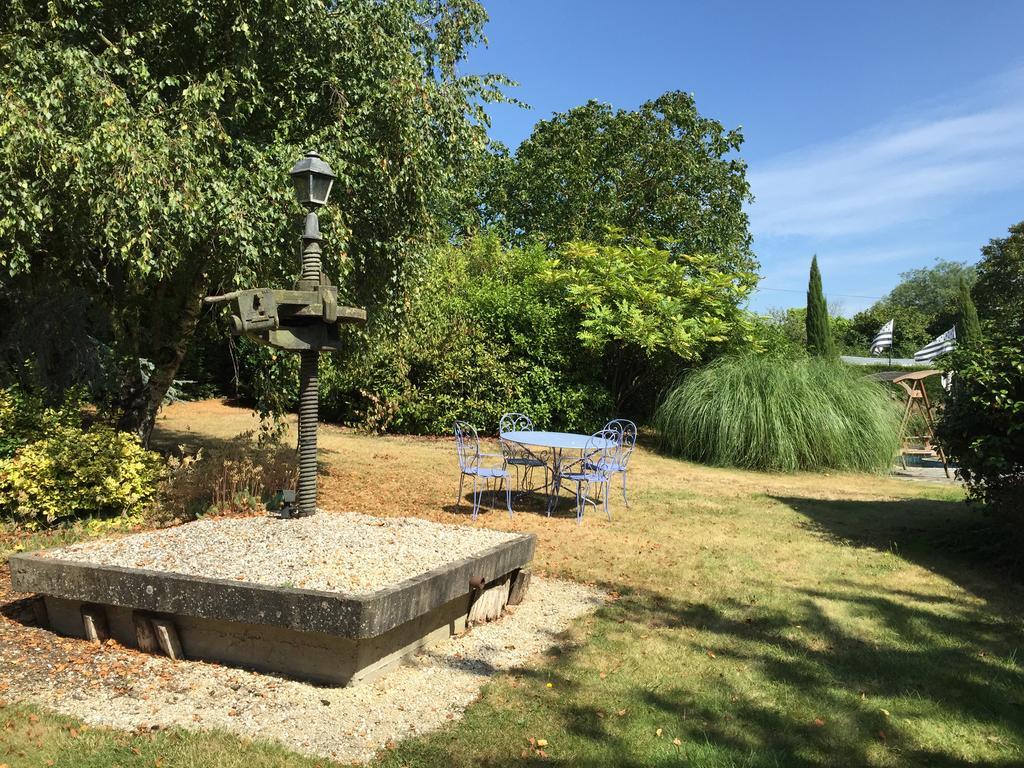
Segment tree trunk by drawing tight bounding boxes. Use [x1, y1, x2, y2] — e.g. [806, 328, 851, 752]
[117, 257, 209, 446]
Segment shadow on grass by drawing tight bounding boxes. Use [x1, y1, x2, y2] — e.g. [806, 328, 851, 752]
[449, 583, 1024, 767]
[444, 488, 590, 522]
[775, 495, 1024, 609]
[393, 497, 1024, 767]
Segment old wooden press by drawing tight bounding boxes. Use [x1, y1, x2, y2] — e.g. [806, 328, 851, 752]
[206, 151, 366, 516]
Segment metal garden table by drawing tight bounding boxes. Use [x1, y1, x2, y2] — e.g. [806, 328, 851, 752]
[501, 430, 616, 514]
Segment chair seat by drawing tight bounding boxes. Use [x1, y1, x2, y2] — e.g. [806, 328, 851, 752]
[464, 466, 509, 479]
[585, 460, 625, 472]
[563, 471, 607, 483]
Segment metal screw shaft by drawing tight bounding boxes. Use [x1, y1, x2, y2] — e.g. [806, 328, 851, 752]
[296, 349, 319, 516]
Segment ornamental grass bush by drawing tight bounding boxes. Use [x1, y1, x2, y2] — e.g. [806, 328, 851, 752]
[655, 355, 901, 473]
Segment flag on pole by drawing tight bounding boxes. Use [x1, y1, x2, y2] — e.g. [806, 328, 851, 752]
[914, 326, 956, 362]
[869, 319, 894, 356]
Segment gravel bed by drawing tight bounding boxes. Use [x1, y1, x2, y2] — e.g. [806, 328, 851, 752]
[42, 513, 522, 594]
[1, 575, 603, 764]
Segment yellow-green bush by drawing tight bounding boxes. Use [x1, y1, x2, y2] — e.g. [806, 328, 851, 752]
[0, 423, 162, 527]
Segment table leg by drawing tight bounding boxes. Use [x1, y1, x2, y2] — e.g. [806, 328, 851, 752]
[547, 448, 563, 516]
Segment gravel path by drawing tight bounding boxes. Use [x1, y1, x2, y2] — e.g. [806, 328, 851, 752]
[1, 575, 603, 764]
[43, 513, 522, 594]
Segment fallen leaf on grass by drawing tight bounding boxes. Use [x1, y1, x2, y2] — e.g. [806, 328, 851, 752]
[536, 739, 548, 747]
[813, 718, 826, 727]
[673, 738, 682, 746]
[706, 651, 716, 659]
[879, 708, 890, 717]
[616, 709, 628, 717]
[655, 728, 663, 737]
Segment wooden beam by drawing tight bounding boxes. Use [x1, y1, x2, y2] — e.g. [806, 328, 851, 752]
[151, 618, 184, 660]
[81, 605, 109, 644]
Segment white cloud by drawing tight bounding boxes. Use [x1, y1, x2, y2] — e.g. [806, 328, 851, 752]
[748, 69, 1024, 239]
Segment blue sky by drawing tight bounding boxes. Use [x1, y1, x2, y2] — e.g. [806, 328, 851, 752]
[467, 0, 1024, 315]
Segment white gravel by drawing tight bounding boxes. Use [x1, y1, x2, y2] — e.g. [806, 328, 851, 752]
[4, 576, 603, 764]
[43, 513, 523, 594]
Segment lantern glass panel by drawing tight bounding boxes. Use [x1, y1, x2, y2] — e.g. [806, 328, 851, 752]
[291, 174, 311, 207]
[309, 173, 334, 206]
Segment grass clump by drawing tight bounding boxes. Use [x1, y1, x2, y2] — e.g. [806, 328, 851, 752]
[655, 354, 901, 472]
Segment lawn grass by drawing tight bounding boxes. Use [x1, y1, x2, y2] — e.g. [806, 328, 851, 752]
[2, 399, 1023, 767]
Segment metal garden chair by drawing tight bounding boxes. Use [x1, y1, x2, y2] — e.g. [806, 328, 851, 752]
[499, 412, 550, 499]
[561, 428, 619, 525]
[453, 420, 512, 520]
[595, 418, 637, 507]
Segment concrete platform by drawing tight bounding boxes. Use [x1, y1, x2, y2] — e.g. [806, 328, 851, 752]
[9, 529, 536, 686]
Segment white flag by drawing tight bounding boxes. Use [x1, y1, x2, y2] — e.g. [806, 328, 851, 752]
[870, 319, 894, 356]
[914, 326, 956, 363]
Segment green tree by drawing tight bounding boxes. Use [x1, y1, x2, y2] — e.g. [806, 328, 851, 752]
[956, 275, 982, 347]
[846, 259, 976, 357]
[548, 238, 757, 410]
[0, 0, 506, 443]
[805, 256, 835, 357]
[485, 91, 755, 274]
[882, 260, 975, 322]
[973, 221, 1024, 323]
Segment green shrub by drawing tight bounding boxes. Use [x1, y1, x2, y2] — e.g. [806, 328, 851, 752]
[319, 236, 612, 434]
[0, 385, 84, 459]
[0, 423, 162, 527]
[655, 354, 901, 472]
[936, 329, 1024, 535]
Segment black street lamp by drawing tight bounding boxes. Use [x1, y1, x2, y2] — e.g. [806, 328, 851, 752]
[289, 150, 336, 210]
[206, 151, 366, 517]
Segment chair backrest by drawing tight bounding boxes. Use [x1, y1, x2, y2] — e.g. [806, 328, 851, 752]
[499, 412, 533, 434]
[604, 418, 637, 467]
[453, 420, 480, 471]
[585, 428, 621, 474]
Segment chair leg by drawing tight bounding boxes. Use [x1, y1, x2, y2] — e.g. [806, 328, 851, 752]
[471, 475, 480, 521]
[621, 470, 629, 507]
[456, 472, 465, 509]
[505, 477, 513, 519]
[604, 480, 612, 521]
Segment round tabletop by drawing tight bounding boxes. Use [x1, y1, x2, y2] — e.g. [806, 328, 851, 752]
[501, 430, 614, 451]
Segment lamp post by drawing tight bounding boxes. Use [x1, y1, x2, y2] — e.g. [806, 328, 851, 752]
[206, 151, 366, 518]
[289, 151, 335, 517]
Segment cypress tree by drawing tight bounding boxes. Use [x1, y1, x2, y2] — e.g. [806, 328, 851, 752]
[956, 274, 982, 346]
[806, 255, 836, 357]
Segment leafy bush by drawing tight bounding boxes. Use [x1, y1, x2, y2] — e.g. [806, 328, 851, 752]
[655, 355, 901, 472]
[549, 237, 756, 412]
[317, 237, 612, 434]
[0, 385, 84, 459]
[0, 423, 161, 527]
[936, 330, 1024, 534]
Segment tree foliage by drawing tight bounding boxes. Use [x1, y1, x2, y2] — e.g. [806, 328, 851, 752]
[484, 91, 755, 273]
[973, 221, 1024, 323]
[0, 0, 505, 442]
[805, 256, 835, 357]
[937, 222, 1024, 549]
[955, 275, 982, 347]
[846, 260, 975, 357]
[548, 237, 757, 409]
